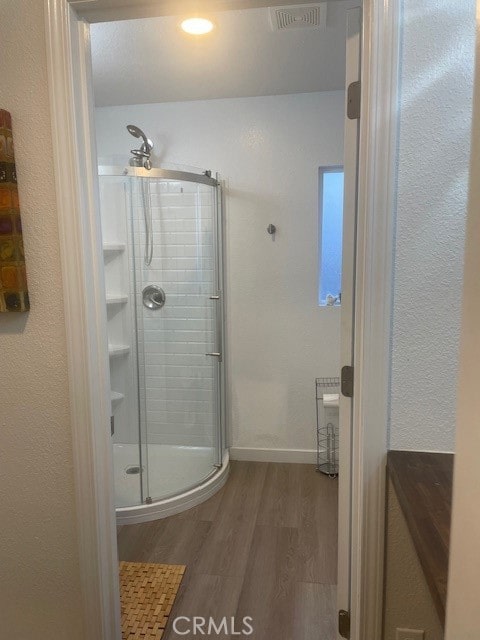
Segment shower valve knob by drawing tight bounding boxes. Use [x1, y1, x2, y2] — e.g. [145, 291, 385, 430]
[142, 285, 166, 310]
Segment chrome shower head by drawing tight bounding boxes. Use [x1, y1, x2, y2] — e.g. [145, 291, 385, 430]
[126, 124, 153, 153]
[127, 124, 142, 137]
[126, 124, 153, 169]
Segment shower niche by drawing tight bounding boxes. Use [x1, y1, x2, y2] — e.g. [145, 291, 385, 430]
[98, 166, 228, 524]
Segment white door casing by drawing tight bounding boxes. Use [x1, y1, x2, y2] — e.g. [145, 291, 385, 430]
[445, 3, 480, 636]
[349, 0, 400, 637]
[45, 2, 121, 638]
[337, 8, 362, 638]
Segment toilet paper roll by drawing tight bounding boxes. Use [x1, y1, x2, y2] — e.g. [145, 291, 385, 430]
[323, 393, 340, 408]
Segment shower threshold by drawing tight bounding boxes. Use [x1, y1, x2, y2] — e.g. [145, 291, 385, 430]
[114, 443, 229, 525]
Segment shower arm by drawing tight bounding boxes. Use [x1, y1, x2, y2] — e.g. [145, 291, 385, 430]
[131, 148, 150, 159]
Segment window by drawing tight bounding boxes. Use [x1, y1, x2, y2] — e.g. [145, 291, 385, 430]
[318, 168, 344, 306]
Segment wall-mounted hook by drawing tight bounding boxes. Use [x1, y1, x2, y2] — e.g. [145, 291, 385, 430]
[267, 224, 276, 237]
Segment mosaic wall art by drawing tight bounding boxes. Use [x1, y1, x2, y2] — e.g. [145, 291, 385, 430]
[0, 109, 29, 312]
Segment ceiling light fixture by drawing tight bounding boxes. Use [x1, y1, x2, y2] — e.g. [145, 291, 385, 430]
[180, 17, 215, 35]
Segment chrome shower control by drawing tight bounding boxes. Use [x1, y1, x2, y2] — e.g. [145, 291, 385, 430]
[142, 285, 166, 310]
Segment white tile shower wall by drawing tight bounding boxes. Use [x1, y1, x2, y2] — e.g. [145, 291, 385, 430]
[132, 179, 217, 447]
[96, 92, 344, 452]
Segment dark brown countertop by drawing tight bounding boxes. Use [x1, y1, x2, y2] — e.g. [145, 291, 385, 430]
[387, 450, 454, 628]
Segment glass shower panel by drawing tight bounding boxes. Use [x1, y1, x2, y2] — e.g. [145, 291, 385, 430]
[129, 176, 150, 505]
[133, 176, 220, 503]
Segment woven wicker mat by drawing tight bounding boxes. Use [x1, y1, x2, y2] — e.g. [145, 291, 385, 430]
[120, 561, 186, 640]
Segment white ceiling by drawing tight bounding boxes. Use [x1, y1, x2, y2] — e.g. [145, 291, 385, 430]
[90, 1, 357, 106]
[74, 0, 356, 23]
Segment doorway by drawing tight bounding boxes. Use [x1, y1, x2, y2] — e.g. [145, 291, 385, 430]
[46, 2, 398, 636]
[90, 4, 358, 636]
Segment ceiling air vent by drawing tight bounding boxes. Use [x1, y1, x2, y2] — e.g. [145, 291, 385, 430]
[269, 3, 327, 31]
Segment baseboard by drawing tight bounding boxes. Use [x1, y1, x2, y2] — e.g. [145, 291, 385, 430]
[229, 447, 318, 464]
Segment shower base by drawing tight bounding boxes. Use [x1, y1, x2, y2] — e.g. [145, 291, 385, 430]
[114, 443, 229, 525]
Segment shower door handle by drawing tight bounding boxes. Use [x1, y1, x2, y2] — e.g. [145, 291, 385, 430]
[206, 352, 222, 360]
[208, 293, 222, 362]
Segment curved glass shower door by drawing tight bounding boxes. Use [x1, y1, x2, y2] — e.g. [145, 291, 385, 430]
[99, 167, 224, 509]
[133, 170, 223, 504]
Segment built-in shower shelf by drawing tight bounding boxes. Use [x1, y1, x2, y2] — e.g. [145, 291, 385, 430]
[106, 294, 128, 306]
[103, 243, 126, 255]
[111, 391, 124, 405]
[108, 345, 130, 358]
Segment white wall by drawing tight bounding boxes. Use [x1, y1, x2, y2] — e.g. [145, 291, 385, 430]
[96, 91, 344, 454]
[389, 0, 476, 452]
[445, 1, 480, 636]
[0, 1, 83, 637]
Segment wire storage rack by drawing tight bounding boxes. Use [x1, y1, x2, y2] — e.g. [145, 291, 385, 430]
[316, 377, 340, 477]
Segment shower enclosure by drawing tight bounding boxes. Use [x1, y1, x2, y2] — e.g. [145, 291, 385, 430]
[98, 165, 227, 522]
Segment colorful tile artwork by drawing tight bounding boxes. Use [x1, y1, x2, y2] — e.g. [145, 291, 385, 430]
[0, 109, 29, 312]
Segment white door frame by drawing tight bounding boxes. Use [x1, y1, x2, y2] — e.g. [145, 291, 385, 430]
[350, 1, 400, 637]
[338, 6, 361, 637]
[44, 1, 400, 638]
